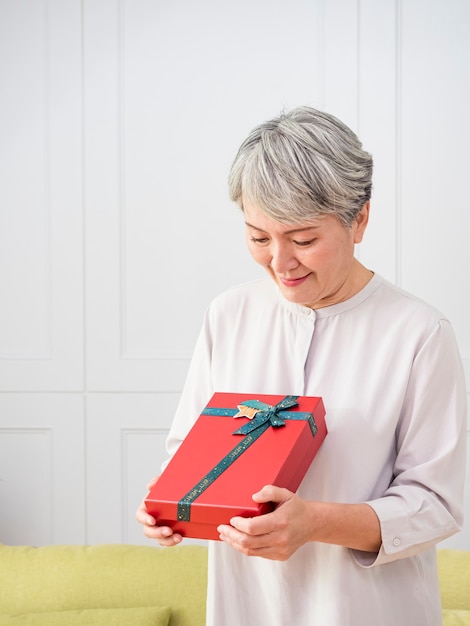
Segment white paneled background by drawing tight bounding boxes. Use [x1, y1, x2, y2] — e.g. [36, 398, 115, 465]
[0, 0, 469, 549]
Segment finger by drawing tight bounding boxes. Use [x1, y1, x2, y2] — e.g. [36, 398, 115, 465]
[217, 523, 276, 557]
[217, 523, 255, 548]
[146, 476, 160, 490]
[251, 484, 293, 504]
[155, 529, 183, 547]
[144, 525, 183, 546]
[229, 513, 275, 537]
[136, 499, 157, 526]
[228, 488, 295, 537]
[136, 507, 157, 527]
[218, 521, 295, 562]
[218, 518, 270, 545]
[156, 535, 183, 547]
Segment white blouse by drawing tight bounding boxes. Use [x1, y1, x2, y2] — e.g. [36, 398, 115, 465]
[165, 274, 467, 626]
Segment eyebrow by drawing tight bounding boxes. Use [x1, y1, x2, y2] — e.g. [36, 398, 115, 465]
[245, 221, 320, 235]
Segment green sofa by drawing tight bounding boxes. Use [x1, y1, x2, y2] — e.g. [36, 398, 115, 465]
[0, 544, 207, 626]
[439, 549, 470, 626]
[0, 544, 468, 625]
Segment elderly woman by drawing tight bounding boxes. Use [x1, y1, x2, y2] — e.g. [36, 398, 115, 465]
[137, 107, 466, 626]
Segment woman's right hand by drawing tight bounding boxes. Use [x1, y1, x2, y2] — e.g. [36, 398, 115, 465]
[136, 477, 183, 547]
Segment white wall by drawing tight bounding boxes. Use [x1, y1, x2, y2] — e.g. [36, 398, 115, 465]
[0, 0, 469, 549]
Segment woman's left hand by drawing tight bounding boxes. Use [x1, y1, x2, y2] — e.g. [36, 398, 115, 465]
[217, 485, 313, 561]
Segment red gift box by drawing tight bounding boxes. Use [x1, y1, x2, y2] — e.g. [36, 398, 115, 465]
[145, 392, 327, 540]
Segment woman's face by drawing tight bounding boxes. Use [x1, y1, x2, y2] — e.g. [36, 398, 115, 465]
[244, 200, 370, 309]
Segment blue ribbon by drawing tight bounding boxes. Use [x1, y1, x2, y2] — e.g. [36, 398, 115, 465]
[176, 396, 317, 522]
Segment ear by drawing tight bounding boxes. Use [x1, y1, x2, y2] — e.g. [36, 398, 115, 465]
[353, 201, 370, 244]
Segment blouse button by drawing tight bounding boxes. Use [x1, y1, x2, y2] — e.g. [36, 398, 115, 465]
[393, 537, 401, 547]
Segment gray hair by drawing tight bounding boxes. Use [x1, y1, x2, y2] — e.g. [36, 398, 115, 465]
[228, 106, 373, 228]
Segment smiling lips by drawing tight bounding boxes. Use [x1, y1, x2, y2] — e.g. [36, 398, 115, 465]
[278, 273, 312, 287]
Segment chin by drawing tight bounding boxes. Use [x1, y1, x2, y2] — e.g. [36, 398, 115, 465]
[279, 288, 313, 307]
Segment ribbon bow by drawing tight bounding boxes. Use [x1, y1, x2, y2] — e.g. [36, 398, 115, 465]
[232, 395, 301, 434]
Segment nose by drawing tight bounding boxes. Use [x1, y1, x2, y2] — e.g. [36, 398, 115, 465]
[270, 243, 299, 274]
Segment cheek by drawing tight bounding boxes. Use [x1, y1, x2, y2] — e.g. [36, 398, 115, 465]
[246, 242, 270, 266]
[298, 246, 338, 272]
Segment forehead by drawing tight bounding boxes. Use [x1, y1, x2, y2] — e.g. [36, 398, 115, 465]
[243, 200, 328, 234]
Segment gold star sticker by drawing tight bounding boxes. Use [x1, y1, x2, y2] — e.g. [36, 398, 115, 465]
[233, 404, 260, 420]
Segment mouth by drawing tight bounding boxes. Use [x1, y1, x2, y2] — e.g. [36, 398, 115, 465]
[278, 273, 312, 287]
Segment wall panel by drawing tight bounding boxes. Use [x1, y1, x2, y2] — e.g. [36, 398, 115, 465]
[355, 0, 399, 283]
[0, 0, 83, 391]
[0, 395, 85, 545]
[399, 1, 470, 351]
[85, 393, 180, 544]
[84, 0, 320, 391]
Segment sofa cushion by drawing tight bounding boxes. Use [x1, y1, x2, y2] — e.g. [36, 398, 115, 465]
[442, 609, 470, 626]
[438, 550, 470, 610]
[0, 606, 171, 626]
[0, 544, 207, 626]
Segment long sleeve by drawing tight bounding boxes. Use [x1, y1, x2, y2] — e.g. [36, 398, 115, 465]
[360, 319, 467, 566]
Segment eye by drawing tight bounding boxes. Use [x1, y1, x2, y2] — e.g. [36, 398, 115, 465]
[293, 239, 316, 247]
[250, 236, 269, 244]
